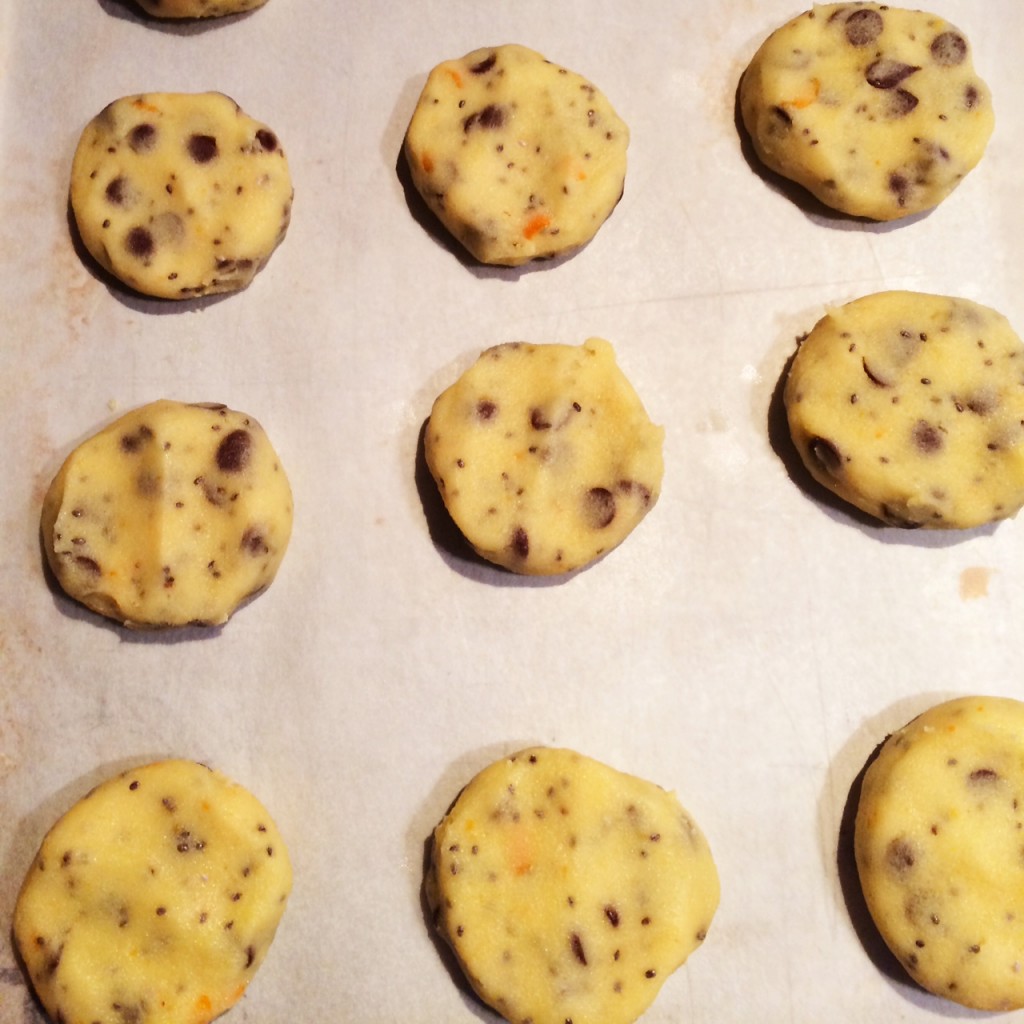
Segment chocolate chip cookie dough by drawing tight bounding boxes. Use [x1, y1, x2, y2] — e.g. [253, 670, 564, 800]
[14, 760, 291, 1024]
[70, 92, 292, 298]
[42, 400, 293, 627]
[740, 3, 993, 220]
[855, 696, 1024, 1010]
[427, 747, 719, 1024]
[784, 292, 1024, 528]
[425, 338, 663, 574]
[404, 44, 629, 265]
[133, 0, 268, 16]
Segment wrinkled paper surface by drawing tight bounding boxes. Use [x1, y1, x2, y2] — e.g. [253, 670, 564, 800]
[2, 2, 1023, 1021]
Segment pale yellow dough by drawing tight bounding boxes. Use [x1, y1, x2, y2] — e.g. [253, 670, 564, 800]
[404, 44, 629, 265]
[428, 747, 719, 1024]
[425, 338, 663, 574]
[134, 0, 268, 16]
[71, 92, 292, 298]
[42, 400, 293, 627]
[740, 3, 993, 220]
[855, 697, 1024, 1010]
[785, 291, 1024, 528]
[14, 760, 291, 1024]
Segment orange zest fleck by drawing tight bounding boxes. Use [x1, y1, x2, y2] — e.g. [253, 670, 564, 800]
[195, 995, 212, 1014]
[509, 827, 533, 876]
[132, 98, 162, 114]
[523, 213, 551, 240]
[421, 153, 435, 174]
[788, 77, 820, 109]
[444, 67, 463, 89]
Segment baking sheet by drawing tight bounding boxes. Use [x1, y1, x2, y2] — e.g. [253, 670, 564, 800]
[2, 1, 1023, 1021]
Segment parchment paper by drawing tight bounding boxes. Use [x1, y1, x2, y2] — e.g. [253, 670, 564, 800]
[2, 1, 1023, 1021]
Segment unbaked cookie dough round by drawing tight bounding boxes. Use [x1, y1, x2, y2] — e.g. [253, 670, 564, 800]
[427, 747, 719, 1024]
[42, 400, 293, 627]
[739, 3, 993, 220]
[70, 92, 292, 298]
[855, 696, 1024, 1011]
[784, 291, 1024, 528]
[425, 338, 663, 574]
[404, 44, 629, 266]
[134, 0, 268, 16]
[14, 759, 291, 1024]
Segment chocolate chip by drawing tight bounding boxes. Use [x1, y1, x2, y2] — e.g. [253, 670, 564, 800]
[931, 31, 967, 66]
[113, 1004, 142, 1024]
[583, 487, 616, 528]
[152, 211, 185, 244]
[570, 932, 588, 965]
[964, 84, 980, 109]
[125, 226, 155, 261]
[509, 526, 529, 559]
[866, 58, 920, 89]
[120, 424, 154, 453]
[74, 556, 101, 575]
[216, 429, 251, 472]
[912, 420, 943, 453]
[809, 437, 842, 475]
[464, 104, 506, 132]
[187, 134, 218, 163]
[889, 171, 911, 206]
[604, 906, 620, 927]
[105, 176, 130, 205]
[965, 394, 995, 415]
[255, 129, 278, 152]
[845, 8, 883, 46]
[887, 838, 916, 874]
[241, 527, 270, 556]
[128, 123, 157, 152]
[530, 408, 552, 430]
[968, 767, 999, 783]
[470, 53, 497, 74]
[476, 399, 497, 421]
[880, 503, 924, 528]
[862, 358, 891, 387]
[887, 89, 919, 117]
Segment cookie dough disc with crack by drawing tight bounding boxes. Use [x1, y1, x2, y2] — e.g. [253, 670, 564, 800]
[855, 696, 1024, 1010]
[70, 92, 292, 298]
[427, 747, 720, 1024]
[425, 338, 663, 574]
[740, 3, 993, 220]
[14, 760, 292, 1024]
[42, 399, 293, 627]
[134, 0, 269, 16]
[784, 292, 1024, 528]
[404, 44, 629, 265]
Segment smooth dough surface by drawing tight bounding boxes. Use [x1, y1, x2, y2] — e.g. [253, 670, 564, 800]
[785, 291, 1024, 528]
[740, 3, 993, 220]
[427, 747, 720, 1024]
[855, 696, 1024, 1010]
[425, 338, 663, 574]
[14, 760, 291, 1024]
[70, 92, 292, 298]
[42, 400, 293, 627]
[134, 0, 268, 16]
[404, 44, 629, 266]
